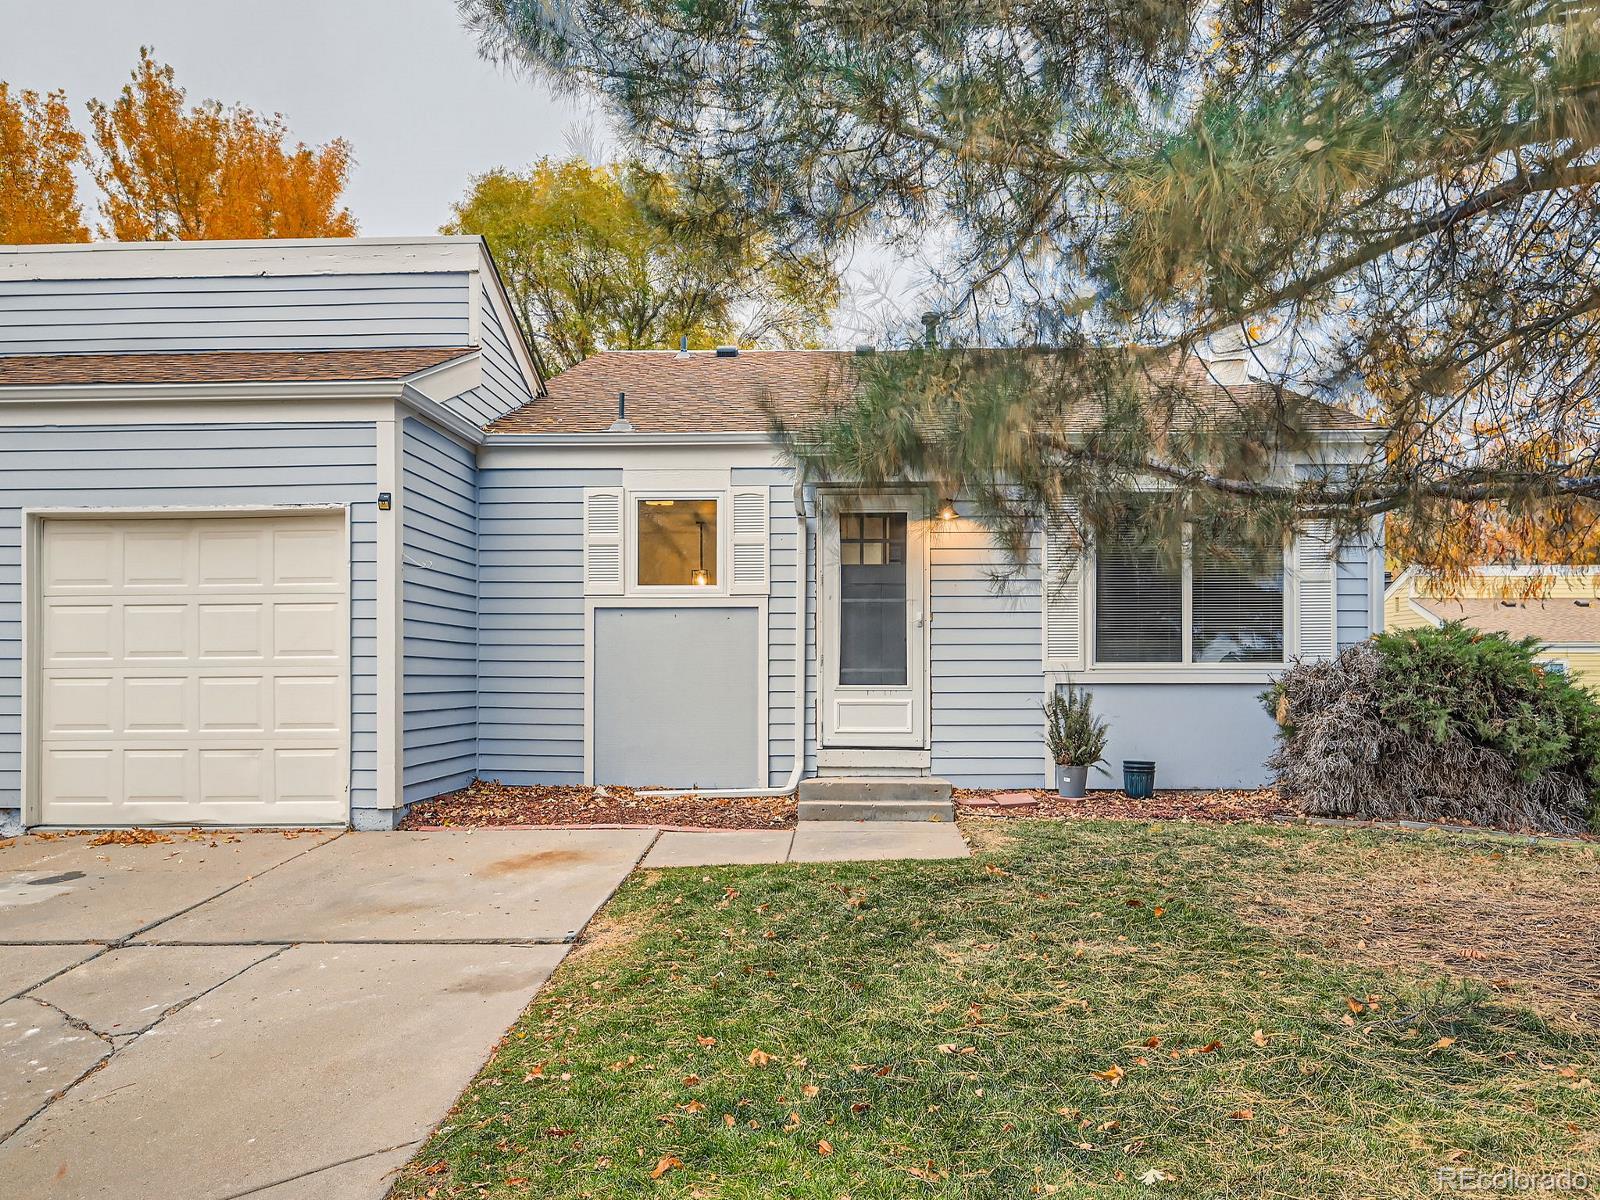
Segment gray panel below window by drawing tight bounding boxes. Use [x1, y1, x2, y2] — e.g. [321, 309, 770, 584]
[593, 606, 760, 788]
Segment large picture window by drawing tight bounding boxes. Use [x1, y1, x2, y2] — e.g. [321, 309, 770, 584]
[1094, 504, 1285, 665]
[637, 498, 718, 587]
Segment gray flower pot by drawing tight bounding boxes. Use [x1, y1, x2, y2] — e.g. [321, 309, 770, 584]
[1057, 764, 1089, 799]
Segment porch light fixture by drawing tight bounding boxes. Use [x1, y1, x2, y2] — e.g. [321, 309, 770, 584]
[937, 498, 959, 521]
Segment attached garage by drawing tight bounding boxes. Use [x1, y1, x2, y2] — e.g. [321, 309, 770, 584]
[30, 512, 350, 828]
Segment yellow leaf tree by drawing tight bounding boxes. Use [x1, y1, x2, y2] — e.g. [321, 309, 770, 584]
[0, 83, 89, 243]
[87, 48, 356, 240]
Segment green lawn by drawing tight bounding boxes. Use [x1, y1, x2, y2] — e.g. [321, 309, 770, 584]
[394, 820, 1600, 1198]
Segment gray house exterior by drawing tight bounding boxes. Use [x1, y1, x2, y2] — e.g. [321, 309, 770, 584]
[0, 237, 1384, 833]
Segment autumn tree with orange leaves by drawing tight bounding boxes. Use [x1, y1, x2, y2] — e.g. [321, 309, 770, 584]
[86, 48, 356, 241]
[0, 83, 89, 244]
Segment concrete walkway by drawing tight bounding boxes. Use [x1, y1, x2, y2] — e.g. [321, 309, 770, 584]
[0, 820, 966, 1199]
[642, 820, 969, 867]
[0, 828, 651, 1200]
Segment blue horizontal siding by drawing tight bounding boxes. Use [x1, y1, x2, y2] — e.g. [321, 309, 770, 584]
[401, 417, 478, 804]
[0, 421, 379, 817]
[0, 273, 472, 355]
[928, 522, 1045, 788]
[475, 464, 621, 785]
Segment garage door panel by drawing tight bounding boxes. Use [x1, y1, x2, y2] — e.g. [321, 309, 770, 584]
[42, 528, 118, 591]
[43, 748, 117, 806]
[121, 528, 190, 588]
[123, 604, 189, 659]
[197, 527, 267, 588]
[276, 748, 342, 804]
[43, 677, 116, 734]
[124, 749, 192, 805]
[199, 749, 264, 804]
[273, 526, 344, 586]
[44, 604, 115, 662]
[37, 515, 348, 827]
[198, 676, 267, 732]
[198, 603, 267, 659]
[273, 602, 340, 659]
[123, 677, 189, 732]
[274, 676, 340, 732]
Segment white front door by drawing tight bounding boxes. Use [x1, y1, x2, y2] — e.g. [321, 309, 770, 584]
[819, 495, 928, 748]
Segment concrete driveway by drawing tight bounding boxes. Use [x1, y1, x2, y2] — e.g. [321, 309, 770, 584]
[0, 827, 653, 1200]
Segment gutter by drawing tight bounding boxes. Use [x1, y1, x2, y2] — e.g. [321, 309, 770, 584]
[640, 475, 811, 799]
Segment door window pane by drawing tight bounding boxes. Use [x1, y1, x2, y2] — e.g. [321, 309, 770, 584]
[839, 512, 908, 686]
[637, 499, 717, 586]
[1094, 506, 1182, 662]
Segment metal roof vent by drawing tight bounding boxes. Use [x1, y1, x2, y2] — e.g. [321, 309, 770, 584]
[715, 345, 739, 357]
[675, 335, 691, 361]
[608, 391, 634, 433]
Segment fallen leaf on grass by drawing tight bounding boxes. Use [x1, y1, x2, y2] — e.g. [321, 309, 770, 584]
[1092, 1065, 1126, 1085]
[683, 1099, 706, 1113]
[748, 1049, 772, 1067]
[1251, 1029, 1270, 1047]
[818, 1139, 834, 1156]
[1139, 1168, 1174, 1184]
[650, 1155, 682, 1179]
[1345, 998, 1365, 1014]
[1433, 1037, 1456, 1050]
[697, 1036, 716, 1047]
[1228, 1109, 1254, 1121]
[802, 1084, 820, 1098]
[422, 1161, 448, 1175]
[723, 1114, 736, 1127]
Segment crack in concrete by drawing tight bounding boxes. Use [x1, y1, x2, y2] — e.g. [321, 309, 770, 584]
[110, 831, 347, 948]
[217, 1138, 423, 1199]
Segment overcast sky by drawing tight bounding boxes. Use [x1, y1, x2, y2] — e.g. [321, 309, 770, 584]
[0, 0, 594, 236]
[0, 0, 920, 342]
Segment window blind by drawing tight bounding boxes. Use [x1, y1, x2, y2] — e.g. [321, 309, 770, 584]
[1191, 536, 1285, 662]
[1094, 509, 1182, 662]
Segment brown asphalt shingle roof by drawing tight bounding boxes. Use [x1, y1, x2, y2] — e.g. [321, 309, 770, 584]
[0, 347, 478, 388]
[487, 349, 1375, 435]
[1413, 596, 1600, 645]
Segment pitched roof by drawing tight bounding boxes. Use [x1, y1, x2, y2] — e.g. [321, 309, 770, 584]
[487, 348, 1376, 435]
[0, 347, 477, 388]
[1413, 596, 1600, 646]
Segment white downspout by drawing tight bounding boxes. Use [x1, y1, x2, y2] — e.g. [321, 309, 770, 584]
[640, 476, 810, 798]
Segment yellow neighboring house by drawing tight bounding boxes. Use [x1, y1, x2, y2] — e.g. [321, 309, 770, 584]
[1384, 566, 1600, 687]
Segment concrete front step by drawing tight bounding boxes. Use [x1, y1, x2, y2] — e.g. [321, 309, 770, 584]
[797, 776, 954, 823]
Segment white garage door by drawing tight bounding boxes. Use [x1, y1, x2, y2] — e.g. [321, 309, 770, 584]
[36, 513, 349, 827]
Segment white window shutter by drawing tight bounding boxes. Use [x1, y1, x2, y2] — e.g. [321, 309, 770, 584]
[583, 487, 624, 595]
[1294, 519, 1337, 660]
[1042, 502, 1086, 670]
[730, 488, 770, 594]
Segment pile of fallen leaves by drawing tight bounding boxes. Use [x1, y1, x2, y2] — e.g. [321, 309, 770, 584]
[401, 779, 796, 830]
[954, 787, 1290, 823]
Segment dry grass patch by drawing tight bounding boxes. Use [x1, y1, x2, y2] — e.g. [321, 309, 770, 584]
[1218, 833, 1600, 1028]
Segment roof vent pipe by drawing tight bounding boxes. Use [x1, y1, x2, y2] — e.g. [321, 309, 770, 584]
[675, 335, 691, 361]
[920, 311, 940, 347]
[608, 390, 634, 433]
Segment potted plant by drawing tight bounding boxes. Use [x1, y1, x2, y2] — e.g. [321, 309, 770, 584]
[1042, 686, 1109, 798]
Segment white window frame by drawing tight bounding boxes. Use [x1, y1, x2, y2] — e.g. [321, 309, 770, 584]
[1087, 525, 1294, 671]
[627, 490, 728, 598]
